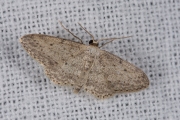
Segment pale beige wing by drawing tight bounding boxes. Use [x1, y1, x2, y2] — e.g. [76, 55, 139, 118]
[20, 34, 89, 89]
[83, 50, 149, 99]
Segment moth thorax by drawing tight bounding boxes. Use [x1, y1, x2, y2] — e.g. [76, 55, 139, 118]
[89, 40, 99, 47]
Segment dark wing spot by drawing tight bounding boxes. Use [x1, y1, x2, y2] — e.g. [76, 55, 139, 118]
[119, 60, 122, 64]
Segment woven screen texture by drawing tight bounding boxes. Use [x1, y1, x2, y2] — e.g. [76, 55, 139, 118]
[0, 0, 180, 120]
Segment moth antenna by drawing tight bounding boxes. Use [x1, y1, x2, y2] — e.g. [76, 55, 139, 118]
[78, 23, 95, 41]
[59, 21, 83, 43]
[99, 36, 133, 48]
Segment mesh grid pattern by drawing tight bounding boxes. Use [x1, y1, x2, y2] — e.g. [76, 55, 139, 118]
[0, 0, 180, 119]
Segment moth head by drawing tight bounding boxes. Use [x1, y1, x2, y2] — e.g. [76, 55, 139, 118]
[89, 40, 99, 47]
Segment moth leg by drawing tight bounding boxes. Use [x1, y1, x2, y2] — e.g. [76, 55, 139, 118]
[78, 23, 95, 41]
[59, 21, 83, 43]
[99, 36, 132, 48]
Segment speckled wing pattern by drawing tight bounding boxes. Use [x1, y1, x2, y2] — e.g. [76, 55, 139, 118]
[20, 34, 149, 99]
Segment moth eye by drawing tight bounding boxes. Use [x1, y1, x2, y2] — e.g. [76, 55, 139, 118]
[89, 40, 93, 45]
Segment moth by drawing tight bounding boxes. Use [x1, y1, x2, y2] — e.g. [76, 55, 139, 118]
[20, 22, 149, 99]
